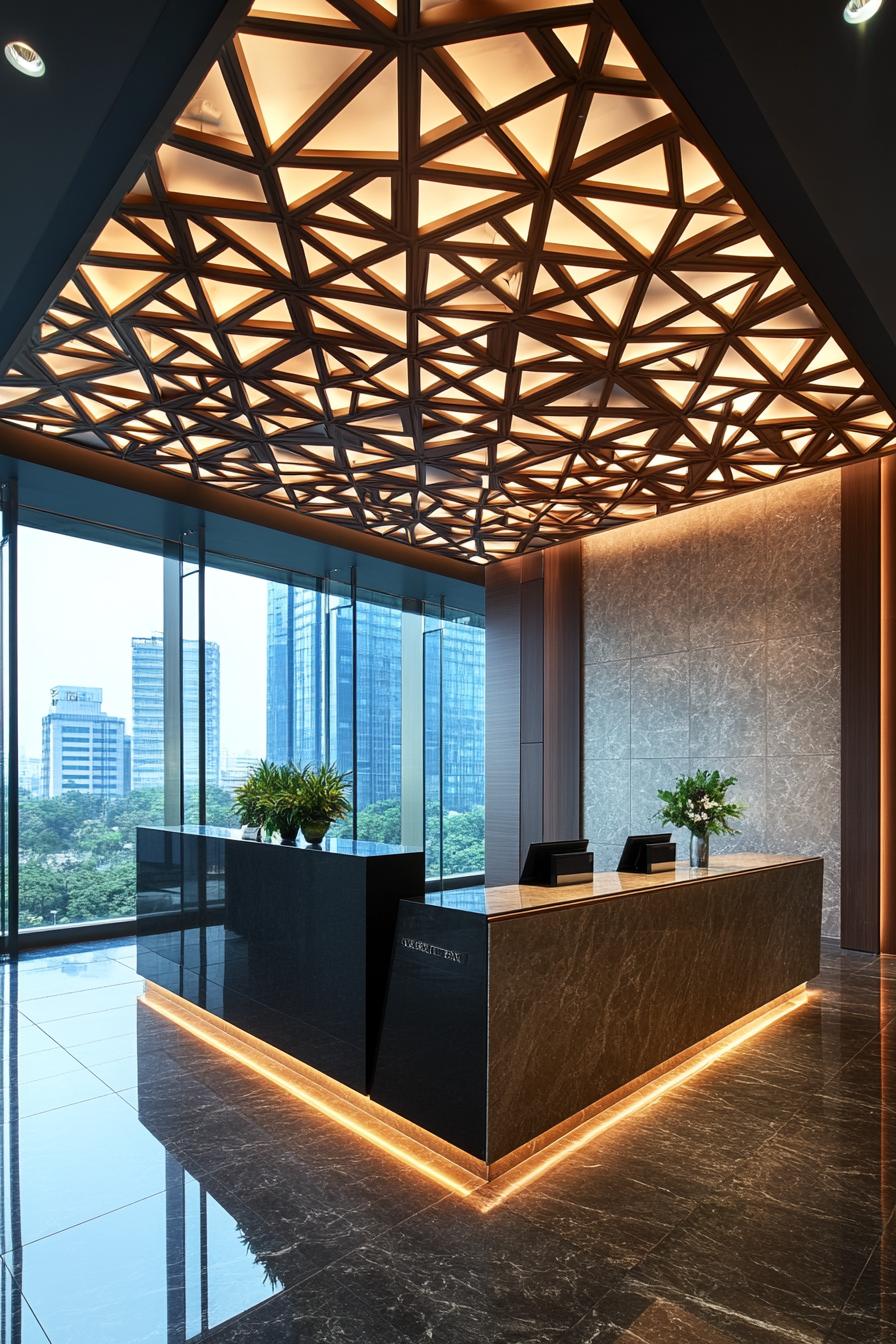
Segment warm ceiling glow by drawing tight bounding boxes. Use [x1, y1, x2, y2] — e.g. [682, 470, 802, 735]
[4, 39, 45, 77]
[0, 2, 893, 562]
[844, 0, 884, 22]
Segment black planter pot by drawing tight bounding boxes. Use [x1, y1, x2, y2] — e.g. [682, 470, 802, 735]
[278, 822, 299, 845]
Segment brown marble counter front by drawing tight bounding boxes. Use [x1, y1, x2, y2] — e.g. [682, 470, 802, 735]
[371, 854, 823, 1170]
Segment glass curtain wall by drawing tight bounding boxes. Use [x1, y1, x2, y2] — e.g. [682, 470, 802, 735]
[424, 604, 486, 880]
[17, 522, 164, 931]
[204, 562, 408, 848]
[7, 513, 484, 935]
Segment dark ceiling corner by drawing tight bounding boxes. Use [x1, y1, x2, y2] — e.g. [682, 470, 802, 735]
[0, 0, 249, 373]
[615, 0, 896, 411]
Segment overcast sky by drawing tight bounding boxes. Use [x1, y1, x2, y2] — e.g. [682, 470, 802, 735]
[18, 528, 268, 762]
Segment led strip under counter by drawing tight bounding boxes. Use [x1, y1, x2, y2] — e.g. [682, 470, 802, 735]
[141, 980, 810, 1207]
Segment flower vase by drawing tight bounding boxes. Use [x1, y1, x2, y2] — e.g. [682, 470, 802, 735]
[689, 831, 709, 868]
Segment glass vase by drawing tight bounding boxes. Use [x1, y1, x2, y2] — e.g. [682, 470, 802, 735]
[689, 831, 709, 868]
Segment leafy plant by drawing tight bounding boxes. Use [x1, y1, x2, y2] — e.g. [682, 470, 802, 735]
[233, 759, 280, 830]
[257, 761, 308, 841]
[656, 768, 745, 838]
[236, 759, 351, 841]
[296, 762, 351, 824]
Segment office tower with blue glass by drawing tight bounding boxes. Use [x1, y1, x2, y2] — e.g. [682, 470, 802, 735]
[131, 635, 222, 789]
[265, 585, 483, 819]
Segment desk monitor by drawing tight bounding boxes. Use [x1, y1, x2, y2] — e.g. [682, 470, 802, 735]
[520, 839, 589, 886]
[617, 833, 672, 874]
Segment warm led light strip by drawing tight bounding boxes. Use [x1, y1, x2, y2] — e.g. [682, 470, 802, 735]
[144, 986, 808, 1205]
[476, 988, 810, 1209]
[142, 995, 481, 1199]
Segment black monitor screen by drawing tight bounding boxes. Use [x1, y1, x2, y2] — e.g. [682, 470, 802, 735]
[520, 839, 588, 885]
[617, 833, 672, 873]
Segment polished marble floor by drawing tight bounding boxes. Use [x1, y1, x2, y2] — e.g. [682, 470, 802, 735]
[0, 939, 893, 1342]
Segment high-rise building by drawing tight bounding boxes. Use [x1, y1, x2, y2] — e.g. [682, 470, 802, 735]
[219, 752, 257, 793]
[266, 585, 326, 768]
[41, 686, 127, 799]
[266, 586, 483, 816]
[435, 620, 486, 816]
[266, 585, 401, 810]
[131, 635, 221, 789]
[18, 755, 41, 797]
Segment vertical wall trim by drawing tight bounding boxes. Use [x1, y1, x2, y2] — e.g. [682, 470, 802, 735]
[841, 459, 881, 952]
[881, 457, 896, 952]
[400, 600, 424, 851]
[162, 541, 182, 828]
[5, 482, 18, 955]
[196, 530, 206, 826]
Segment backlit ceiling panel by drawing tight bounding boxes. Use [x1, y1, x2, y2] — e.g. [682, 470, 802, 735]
[1, 0, 893, 564]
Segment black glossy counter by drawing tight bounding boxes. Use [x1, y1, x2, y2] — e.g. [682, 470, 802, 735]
[136, 825, 424, 1092]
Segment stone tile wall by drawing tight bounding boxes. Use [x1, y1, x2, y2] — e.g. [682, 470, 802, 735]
[581, 471, 841, 936]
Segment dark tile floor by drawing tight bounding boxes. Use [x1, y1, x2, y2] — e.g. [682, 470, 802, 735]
[0, 939, 893, 1342]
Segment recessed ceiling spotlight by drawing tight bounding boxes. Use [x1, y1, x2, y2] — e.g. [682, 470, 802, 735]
[844, 0, 884, 23]
[4, 39, 45, 76]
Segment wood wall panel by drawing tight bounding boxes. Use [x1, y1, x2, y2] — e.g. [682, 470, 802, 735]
[485, 544, 582, 887]
[520, 743, 545, 872]
[520, 577, 544, 747]
[841, 459, 881, 952]
[882, 457, 896, 953]
[544, 542, 582, 843]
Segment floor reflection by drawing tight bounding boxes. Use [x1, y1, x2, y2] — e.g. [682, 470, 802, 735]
[0, 941, 893, 1342]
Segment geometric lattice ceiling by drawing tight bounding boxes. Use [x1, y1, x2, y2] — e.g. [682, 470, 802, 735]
[1, 0, 893, 564]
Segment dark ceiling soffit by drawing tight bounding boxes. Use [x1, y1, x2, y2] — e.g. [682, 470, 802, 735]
[0, 0, 252, 375]
[0, 421, 484, 588]
[609, 0, 896, 415]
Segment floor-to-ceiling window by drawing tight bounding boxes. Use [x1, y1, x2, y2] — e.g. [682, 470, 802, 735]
[17, 523, 164, 931]
[424, 606, 486, 879]
[204, 563, 408, 851]
[203, 564, 268, 827]
[8, 507, 484, 939]
[353, 591, 402, 843]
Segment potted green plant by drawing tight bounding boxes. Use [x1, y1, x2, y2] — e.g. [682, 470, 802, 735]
[233, 759, 279, 839]
[259, 761, 308, 845]
[296, 762, 351, 846]
[656, 768, 745, 868]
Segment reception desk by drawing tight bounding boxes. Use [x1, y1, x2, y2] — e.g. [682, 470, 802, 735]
[137, 836, 821, 1182]
[371, 854, 822, 1172]
[136, 825, 424, 1092]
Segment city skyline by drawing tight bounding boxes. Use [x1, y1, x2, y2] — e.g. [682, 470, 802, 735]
[24, 530, 484, 819]
[20, 529, 268, 761]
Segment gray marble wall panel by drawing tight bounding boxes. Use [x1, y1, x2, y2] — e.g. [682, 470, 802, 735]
[631, 653, 689, 756]
[582, 472, 842, 938]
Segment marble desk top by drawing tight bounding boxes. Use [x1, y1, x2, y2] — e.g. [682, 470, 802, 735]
[425, 853, 820, 921]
